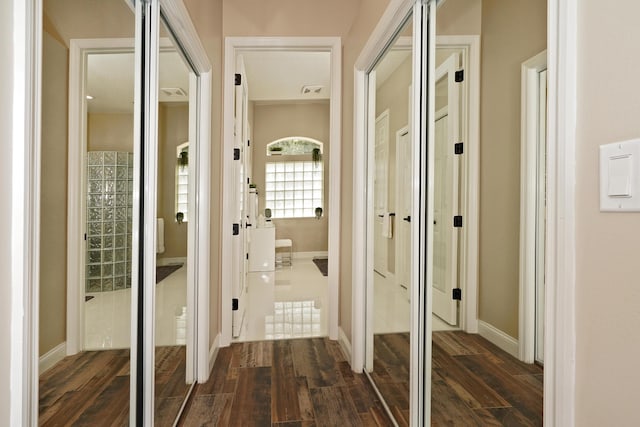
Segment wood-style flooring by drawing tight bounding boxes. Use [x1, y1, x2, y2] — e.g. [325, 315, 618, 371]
[39, 333, 543, 426]
[373, 331, 544, 426]
[179, 338, 389, 426]
[39, 346, 189, 426]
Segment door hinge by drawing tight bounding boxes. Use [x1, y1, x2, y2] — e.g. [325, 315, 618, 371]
[452, 288, 462, 300]
[232, 298, 239, 311]
[234, 73, 241, 86]
[453, 215, 463, 228]
[454, 142, 464, 155]
[247, 139, 251, 147]
[455, 69, 464, 83]
[234, 148, 240, 160]
[84, 233, 87, 241]
[246, 253, 249, 260]
[247, 177, 250, 184]
[232, 223, 239, 235]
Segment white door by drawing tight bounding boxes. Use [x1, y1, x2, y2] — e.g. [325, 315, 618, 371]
[232, 55, 249, 337]
[395, 128, 411, 301]
[432, 54, 461, 326]
[374, 109, 390, 276]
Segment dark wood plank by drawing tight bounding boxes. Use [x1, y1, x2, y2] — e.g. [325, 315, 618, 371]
[456, 354, 543, 425]
[180, 394, 234, 427]
[430, 370, 491, 427]
[291, 338, 344, 389]
[228, 367, 271, 426]
[195, 346, 236, 396]
[309, 386, 362, 427]
[271, 340, 302, 423]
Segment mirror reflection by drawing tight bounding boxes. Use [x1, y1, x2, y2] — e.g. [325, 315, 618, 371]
[153, 20, 193, 424]
[38, 0, 134, 423]
[368, 15, 413, 426]
[430, 0, 546, 425]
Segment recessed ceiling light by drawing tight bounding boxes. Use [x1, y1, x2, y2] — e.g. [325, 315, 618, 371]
[86, 95, 94, 100]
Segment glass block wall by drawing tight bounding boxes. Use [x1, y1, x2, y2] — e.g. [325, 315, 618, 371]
[86, 151, 133, 293]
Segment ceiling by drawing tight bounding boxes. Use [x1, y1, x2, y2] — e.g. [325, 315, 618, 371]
[86, 50, 189, 113]
[240, 51, 331, 102]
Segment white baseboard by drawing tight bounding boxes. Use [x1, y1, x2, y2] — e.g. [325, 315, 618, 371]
[478, 320, 519, 358]
[208, 333, 221, 376]
[156, 256, 187, 266]
[39, 341, 66, 374]
[293, 251, 328, 259]
[338, 327, 352, 363]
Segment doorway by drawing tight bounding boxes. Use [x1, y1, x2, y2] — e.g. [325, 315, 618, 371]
[221, 37, 342, 347]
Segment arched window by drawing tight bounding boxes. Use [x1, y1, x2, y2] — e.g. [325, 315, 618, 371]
[266, 136, 323, 156]
[264, 137, 325, 218]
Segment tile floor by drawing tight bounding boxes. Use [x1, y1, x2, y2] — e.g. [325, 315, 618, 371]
[84, 259, 456, 350]
[234, 257, 329, 342]
[84, 264, 187, 350]
[373, 270, 459, 334]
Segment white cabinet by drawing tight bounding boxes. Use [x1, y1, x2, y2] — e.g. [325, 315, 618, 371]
[248, 227, 275, 272]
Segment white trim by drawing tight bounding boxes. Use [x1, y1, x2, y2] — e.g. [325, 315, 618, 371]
[222, 37, 342, 346]
[39, 342, 66, 375]
[12, 0, 41, 424]
[546, 0, 577, 425]
[435, 35, 480, 334]
[519, 50, 547, 364]
[208, 333, 221, 375]
[477, 321, 519, 359]
[156, 256, 188, 266]
[292, 251, 329, 259]
[338, 327, 352, 362]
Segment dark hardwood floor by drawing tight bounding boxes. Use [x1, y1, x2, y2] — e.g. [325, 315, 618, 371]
[38, 333, 543, 426]
[39, 346, 189, 426]
[179, 338, 389, 426]
[373, 331, 543, 427]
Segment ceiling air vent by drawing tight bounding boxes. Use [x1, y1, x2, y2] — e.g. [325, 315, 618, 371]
[301, 85, 324, 95]
[160, 87, 187, 97]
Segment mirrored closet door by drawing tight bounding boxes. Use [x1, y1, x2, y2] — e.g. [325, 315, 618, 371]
[362, 1, 433, 425]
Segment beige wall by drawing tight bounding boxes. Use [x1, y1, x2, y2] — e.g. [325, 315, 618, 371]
[40, 31, 69, 356]
[575, 1, 640, 424]
[87, 113, 133, 152]
[0, 0, 13, 420]
[436, 0, 482, 36]
[477, 0, 546, 338]
[252, 103, 330, 252]
[44, 0, 135, 46]
[158, 103, 189, 259]
[376, 55, 412, 274]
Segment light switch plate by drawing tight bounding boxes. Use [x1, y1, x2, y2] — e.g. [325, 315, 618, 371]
[600, 139, 640, 212]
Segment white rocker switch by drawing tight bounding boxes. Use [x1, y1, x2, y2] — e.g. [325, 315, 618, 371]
[600, 139, 640, 211]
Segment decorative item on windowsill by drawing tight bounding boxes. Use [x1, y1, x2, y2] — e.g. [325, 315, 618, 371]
[312, 147, 322, 168]
[315, 207, 323, 220]
[269, 146, 283, 155]
[176, 212, 184, 225]
[264, 208, 272, 223]
[178, 149, 188, 167]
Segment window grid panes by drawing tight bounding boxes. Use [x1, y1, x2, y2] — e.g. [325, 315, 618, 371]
[175, 144, 188, 222]
[265, 161, 323, 218]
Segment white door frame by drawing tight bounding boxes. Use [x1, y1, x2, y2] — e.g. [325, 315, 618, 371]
[352, 0, 577, 426]
[519, 50, 547, 363]
[221, 36, 342, 346]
